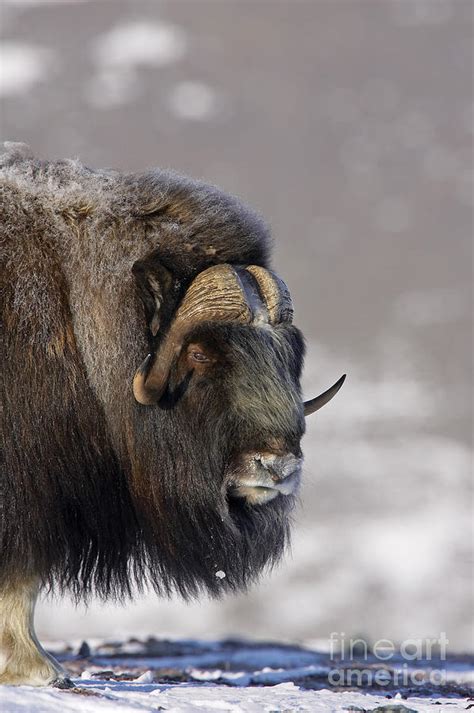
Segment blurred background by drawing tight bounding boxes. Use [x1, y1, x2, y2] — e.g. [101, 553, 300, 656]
[1, 0, 472, 652]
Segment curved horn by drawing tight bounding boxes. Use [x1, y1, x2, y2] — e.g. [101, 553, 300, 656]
[133, 263, 298, 406]
[304, 374, 346, 417]
[133, 265, 255, 405]
[245, 265, 293, 324]
[133, 353, 157, 406]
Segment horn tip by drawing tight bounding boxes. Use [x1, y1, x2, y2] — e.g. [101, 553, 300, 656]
[303, 372, 347, 417]
[138, 353, 152, 375]
[133, 353, 155, 405]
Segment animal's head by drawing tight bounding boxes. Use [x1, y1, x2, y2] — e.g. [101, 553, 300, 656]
[130, 257, 345, 597]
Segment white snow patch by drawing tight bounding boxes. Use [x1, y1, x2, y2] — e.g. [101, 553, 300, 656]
[168, 81, 219, 121]
[92, 21, 187, 70]
[86, 21, 187, 109]
[0, 42, 54, 97]
[190, 668, 222, 681]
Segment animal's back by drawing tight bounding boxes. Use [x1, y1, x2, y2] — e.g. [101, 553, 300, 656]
[0, 153, 137, 598]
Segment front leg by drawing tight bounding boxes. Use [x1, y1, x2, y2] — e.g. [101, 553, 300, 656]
[0, 578, 72, 687]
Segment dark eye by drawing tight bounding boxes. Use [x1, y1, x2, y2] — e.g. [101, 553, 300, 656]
[190, 351, 210, 363]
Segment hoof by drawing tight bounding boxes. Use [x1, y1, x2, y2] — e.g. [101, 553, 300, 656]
[52, 677, 75, 689]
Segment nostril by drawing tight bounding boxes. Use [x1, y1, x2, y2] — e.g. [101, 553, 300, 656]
[279, 455, 302, 479]
[255, 453, 302, 481]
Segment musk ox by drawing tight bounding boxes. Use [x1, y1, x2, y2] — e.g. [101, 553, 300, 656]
[0, 142, 345, 687]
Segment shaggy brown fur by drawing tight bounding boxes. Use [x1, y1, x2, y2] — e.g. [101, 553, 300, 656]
[1, 142, 308, 603]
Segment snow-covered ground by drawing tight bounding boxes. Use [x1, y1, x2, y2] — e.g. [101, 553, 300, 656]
[2, 684, 470, 713]
[1, 637, 472, 712]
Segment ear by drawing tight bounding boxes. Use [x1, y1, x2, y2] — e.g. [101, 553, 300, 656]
[132, 253, 179, 341]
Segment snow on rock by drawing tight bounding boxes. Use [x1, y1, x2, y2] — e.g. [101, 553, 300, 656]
[134, 669, 154, 683]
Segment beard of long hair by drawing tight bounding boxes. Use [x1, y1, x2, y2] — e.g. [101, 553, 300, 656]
[126, 379, 295, 600]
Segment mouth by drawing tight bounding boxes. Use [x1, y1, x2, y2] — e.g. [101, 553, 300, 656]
[229, 469, 301, 505]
